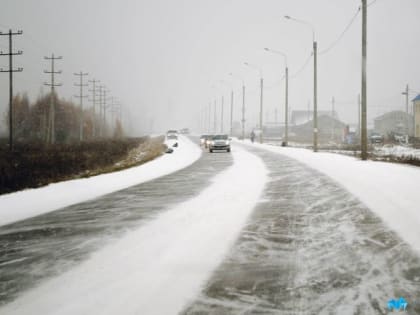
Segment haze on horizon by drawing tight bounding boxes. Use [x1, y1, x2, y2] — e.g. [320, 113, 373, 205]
[0, 0, 419, 136]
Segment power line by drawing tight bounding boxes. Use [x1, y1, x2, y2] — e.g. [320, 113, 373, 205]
[290, 52, 313, 79]
[368, 0, 380, 7]
[319, 6, 361, 55]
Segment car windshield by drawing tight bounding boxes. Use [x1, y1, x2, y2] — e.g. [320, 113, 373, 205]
[212, 135, 228, 140]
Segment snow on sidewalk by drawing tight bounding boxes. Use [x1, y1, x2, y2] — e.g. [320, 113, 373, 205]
[0, 146, 268, 315]
[0, 135, 201, 226]
[242, 140, 420, 254]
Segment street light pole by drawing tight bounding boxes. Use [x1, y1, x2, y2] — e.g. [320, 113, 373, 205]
[402, 84, 409, 135]
[230, 90, 234, 136]
[221, 95, 224, 133]
[259, 76, 263, 143]
[213, 99, 217, 133]
[242, 83, 245, 140]
[229, 73, 245, 140]
[208, 101, 211, 133]
[313, 40, 318, 151]
[361, 0, 368, 160]
[284, 15, 317, 151]
[244, 62, 263, 143]
[264, 48, 289, 145]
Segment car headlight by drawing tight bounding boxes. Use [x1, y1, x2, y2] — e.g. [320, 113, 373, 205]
[226, 140, 230, 145]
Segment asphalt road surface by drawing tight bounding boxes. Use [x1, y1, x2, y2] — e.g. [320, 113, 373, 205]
[1, 139, 420, 314]
[182, 144, 420, 314]
[0, 145, 232, 306]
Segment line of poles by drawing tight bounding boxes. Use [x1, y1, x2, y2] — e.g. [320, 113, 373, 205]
[204, 1, 369, 160]
[0, 28, 124, 149]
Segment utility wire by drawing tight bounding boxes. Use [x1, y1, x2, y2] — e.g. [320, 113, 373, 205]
[290, 52, 313, 79]
[368, 0, 380, 7]
[319, 6, 361, 55]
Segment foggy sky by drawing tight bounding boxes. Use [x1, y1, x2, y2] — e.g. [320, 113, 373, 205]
[0, 0, 419, 135]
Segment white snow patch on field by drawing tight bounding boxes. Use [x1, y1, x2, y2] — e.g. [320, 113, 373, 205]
[374, 144, 420, 158]
[0, 135, 201, 226]
[242, 140, 420, 254]
[0, 146, 268, 315]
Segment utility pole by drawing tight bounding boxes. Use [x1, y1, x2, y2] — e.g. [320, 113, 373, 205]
[313, 41, 318, 152]
[242, 83, 246, 140]
[285, 66, 289, 145]
[402, 84, 409, 135]
[103, 88, 110, 137]
[263, 48, 289, 145]
[259, 77, 264, 143]
[208, 102, 211, 133]
[307, 101, 310, 121]
[88, 79, 100, 138]
[0, 29, 23, 151]
[230, 90, 234, 136]
[358, 94, 361, 138]
[361, 0, 368, 160]
[44, 54, 63, 144]
[108, 96, 116, 132]
[221, 96, 224, 133]
[331, 96, 335, 140]
[213, 99, 217, 133]
[98, 85, 103, 137]
[74, 72, 89, 141]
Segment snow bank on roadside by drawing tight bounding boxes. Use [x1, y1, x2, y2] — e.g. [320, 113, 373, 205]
[374, 144, 420, 158]
[1, 146, 268, 315]
[0, 135, 201, 226]
[241, 140, 420, 254]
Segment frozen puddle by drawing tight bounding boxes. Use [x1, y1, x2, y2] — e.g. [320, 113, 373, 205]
[0, 146, 268, 315]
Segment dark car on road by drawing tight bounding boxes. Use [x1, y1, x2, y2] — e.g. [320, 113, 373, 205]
[369, 132, 383, 144]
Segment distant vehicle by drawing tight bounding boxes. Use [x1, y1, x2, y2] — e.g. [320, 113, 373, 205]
[179, 128, 190, 134]
[202, 135, 213, 148]
[166, 130, 178, 136]
[369, 132, 383, 144]
[208, 134, 231, 153]
[200, 135, 209, 146]
[167, 134, 178, 140]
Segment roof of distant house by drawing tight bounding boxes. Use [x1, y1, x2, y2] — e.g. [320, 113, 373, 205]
[374, 110, 413, 121]
[291, 110, 338, 126]
[412, 94, 420, 102]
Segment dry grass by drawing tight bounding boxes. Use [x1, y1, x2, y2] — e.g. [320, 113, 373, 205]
[0, 136, 166, 195]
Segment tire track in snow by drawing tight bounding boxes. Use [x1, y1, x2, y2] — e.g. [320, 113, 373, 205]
[183, 145, 420, 315]
[0, 139, 230, 306]
[0, 146, 268, 315]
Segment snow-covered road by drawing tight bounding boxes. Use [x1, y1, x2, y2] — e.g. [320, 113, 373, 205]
[1, 138, 420, 314]
[183, 144, 420, 314]
[0, 135, 201, 226]
[0, 145, 267, 315]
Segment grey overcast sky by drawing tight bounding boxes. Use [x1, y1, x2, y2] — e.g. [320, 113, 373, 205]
[0, 0, 419, 135]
